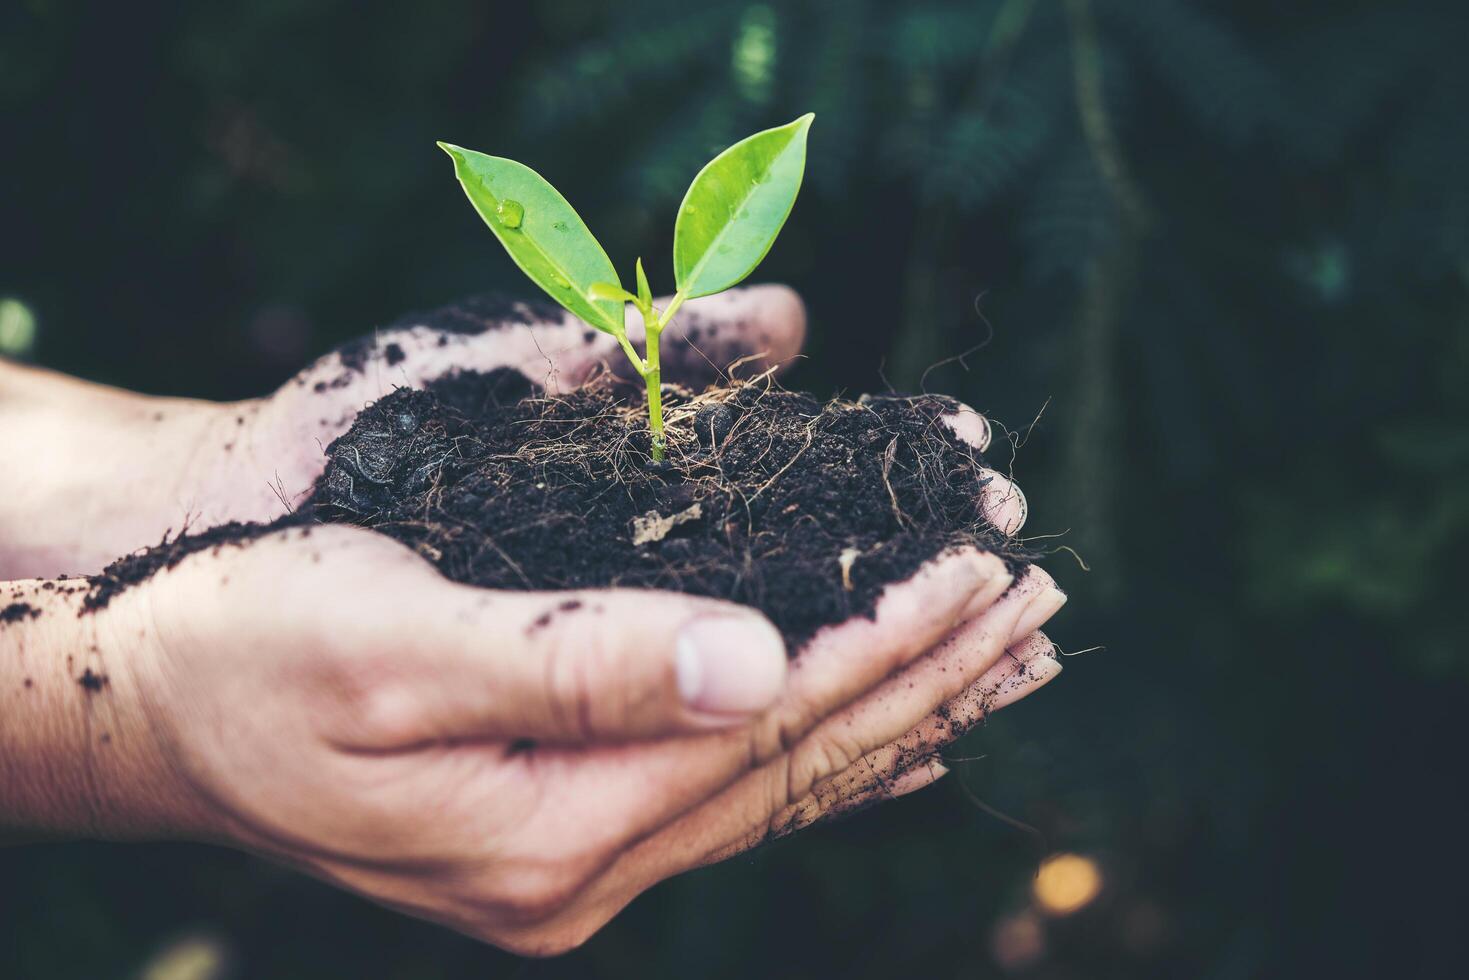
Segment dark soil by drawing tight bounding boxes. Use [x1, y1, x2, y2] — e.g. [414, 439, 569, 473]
[311, 369, 1030, 648]
[1, 602, 40, 624]
[78, 668, 109, 692]
[84, 369, 1031, 650]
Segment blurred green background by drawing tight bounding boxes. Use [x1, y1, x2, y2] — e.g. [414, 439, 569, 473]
[3, 0, 1467, 976]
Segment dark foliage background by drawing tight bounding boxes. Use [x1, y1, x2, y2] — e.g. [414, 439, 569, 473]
[3, 0, 1467, 976]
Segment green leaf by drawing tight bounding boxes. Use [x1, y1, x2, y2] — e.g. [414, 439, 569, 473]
[635, 257, 653, 310]
[672, 113, 813, 299]
[587, 281, 638, 305]
[438, 142, 624, 335]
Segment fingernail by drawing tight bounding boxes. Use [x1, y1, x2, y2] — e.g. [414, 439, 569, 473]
[980, 470, 1028, 535]
[942, 406, 992, 452]
[889, 761, 950, 797]
[676, 615, 788, 717]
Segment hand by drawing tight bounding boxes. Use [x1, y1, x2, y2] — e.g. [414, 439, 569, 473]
[2, 515, 1062, 956]
[2, 288, 1064, 954]
[0, 387, 1060, 954]
[0, 285, 806, 578]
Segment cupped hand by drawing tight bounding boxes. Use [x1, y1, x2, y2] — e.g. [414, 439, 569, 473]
[21, 389, 1058, 955]
[53, 527, 1059, 955]
[5, 285, 1066, 954]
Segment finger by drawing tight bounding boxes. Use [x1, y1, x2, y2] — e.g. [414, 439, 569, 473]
[279, 284, 806, 415]
[628, 284, 807, 386]
[647, 592, 1058, 874]
[733, 630, 1063, 853]
[934, 400, 1027, 536]
[940, 401, 992, 452]
[980, 468, 1028, 536]
[982, 565, 1064, 635]
[323, 561, 793, 746]
[783, 568, 1065, 798]
[510, 548, 1008, 849]
[557, 629, 1062, 936]
[285, 295, 597, 400]
[959, 562, 1059, 623]
[842, 630, 1063, 785]
[748, 548, 1010, 763]
[774, 757, 953, 838]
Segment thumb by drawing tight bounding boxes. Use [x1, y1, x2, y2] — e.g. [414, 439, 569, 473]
[619, 283, 807, 386]
[341, 579, 790, 746]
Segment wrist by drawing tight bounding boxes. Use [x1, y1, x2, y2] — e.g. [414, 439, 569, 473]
[0, 579, 202, 843]
[0, 361, 238, 577]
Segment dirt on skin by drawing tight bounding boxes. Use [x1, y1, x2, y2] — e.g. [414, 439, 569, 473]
[328, 293, 565, 374]
[1, 602, 40, 624]
[82, 368, 1031, 651]
[82, 519, 306, 614]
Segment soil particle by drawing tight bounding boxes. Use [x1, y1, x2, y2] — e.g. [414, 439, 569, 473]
[313, 372, 353, 393]
[693, 402, 736, 445]
[384, 342, 406, 366]
[1, 602, 40, 624]
[78, 668, 109, 692]
[333, 336, 376, 374]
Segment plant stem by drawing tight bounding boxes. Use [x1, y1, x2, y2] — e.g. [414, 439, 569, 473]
[640, 303, 667, 461]
[635, 289, 688, 462]
[615, 332, 646, 376]
[657, 291, 686, 330]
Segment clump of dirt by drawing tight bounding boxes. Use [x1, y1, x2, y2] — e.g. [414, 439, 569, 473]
[83, 520, 303, 614]
[78, 668, 109, 692]
[1, 602, 40, 625]
[306, 369, 1031, 649]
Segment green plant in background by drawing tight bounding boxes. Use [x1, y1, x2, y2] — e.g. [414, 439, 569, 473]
[439, 113, 812, 460]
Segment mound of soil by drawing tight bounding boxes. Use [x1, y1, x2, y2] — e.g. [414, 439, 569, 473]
[310, 369, 1029, 648]
[84, 369, 1031, 650]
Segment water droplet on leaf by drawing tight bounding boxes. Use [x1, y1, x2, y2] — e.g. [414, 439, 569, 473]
[553, 221, 568, 232]
[497, 199, 525, 229]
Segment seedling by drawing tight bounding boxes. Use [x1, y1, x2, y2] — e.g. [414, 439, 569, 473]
[438, 113, 813, 461]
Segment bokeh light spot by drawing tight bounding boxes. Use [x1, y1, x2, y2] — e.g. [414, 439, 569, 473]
[139, 932, 229, 980]
[0, 297, 38, 356]
[1033, 852, 1103, 916]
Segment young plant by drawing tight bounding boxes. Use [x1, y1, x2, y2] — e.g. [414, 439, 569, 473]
[438, 113, 813, 461]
